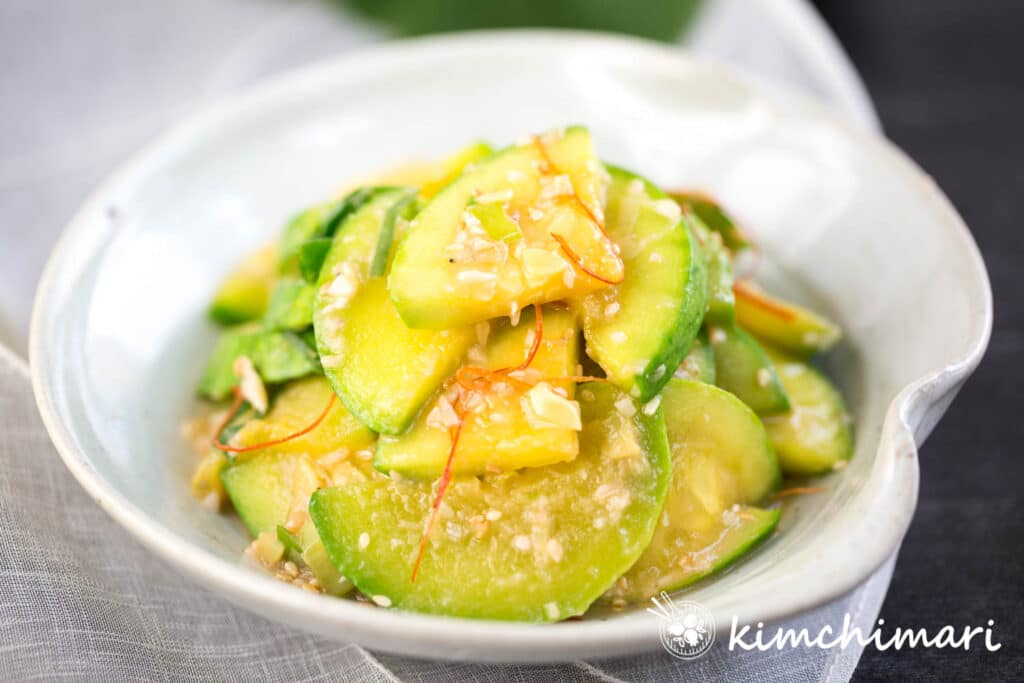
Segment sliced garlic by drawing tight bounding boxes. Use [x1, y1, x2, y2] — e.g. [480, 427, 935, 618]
[520, 247, 567, 287]
[522, 382, 582, 431]
[232, 355, 267, 414]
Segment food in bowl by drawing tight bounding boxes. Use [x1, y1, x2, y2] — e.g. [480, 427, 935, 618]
[185, 126, 853, 621]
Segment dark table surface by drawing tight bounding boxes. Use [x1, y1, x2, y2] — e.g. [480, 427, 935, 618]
[810, 1, 1023, 680]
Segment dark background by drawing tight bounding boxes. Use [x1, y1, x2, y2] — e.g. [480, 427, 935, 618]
[810, 0, 1022, 680]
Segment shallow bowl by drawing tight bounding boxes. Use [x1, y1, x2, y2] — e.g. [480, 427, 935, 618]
[30, 31, 991, 662]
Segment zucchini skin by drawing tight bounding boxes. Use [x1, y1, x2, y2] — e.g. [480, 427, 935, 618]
[582, 164, 708, 402]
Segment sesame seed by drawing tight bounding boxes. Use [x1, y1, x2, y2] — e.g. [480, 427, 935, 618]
[475, 321, 490, 346]
[467, 344, 487, 366]
[539, 174, 573, 199]
[283, 508, 306, 533]
[513, 535, 531, 551]
[467, 515, 489, 539]
[456, 269, 498, 285]
[317, 450, 347, 468]
[546, 538, 564, 562]
[319, 354, 344, 368]
[651, 199, 682, 221]
[358, 532, 370, 550]
[475, 189, 514, 203]
[710, 327, 727, 344]
[756, 367, 772, 387]
[643, 395, 662, 416]
[485, 509, 502, 521]
[562, 265, 576, 289]
[782, 363, 803, 377]
[610, 331, 627, 344]
[371, 595, 392, 607]
[200, 491, 221, 512]
[614, 395, 637, 418]
[604, 302, 620, 317]
[545, 602, 561, 620]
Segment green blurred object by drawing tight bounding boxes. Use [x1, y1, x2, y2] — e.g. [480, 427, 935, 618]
[340, 0, 703, 42]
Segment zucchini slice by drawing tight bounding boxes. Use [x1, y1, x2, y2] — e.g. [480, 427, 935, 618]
[209, 244, 277, 324]
[313, 189, 474, 435]
[389, 127, 622, 329]
[225, 377, 375, 459]
[420, 141, 494, 198]
[278, 207, 324, 275]
[374, 305, 579, 478]
[690, 214, 734, 324]
[221, 452, 323, 542]
[219, 377, 379, 594]
[614, 379, 781, 600]
[221, 451, 364, 597]
[734, 281, 842, 356]
[577, 165, 706, 401]
[673, 329, 716, 384]
[198, 325, 320, 401]
[310, 382, 671, 621]
[761, 347, 853, 475]
[263, 279, 316, 331]
[708, 323, 790, 415]
[669, 191, 753, 252]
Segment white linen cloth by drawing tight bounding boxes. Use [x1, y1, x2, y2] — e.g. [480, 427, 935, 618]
[0, 0, 892, 679]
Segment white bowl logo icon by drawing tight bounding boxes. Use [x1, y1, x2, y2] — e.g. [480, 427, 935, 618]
[649, 593, 715, 659]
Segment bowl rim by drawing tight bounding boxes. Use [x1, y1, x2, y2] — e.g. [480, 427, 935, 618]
[29, 30, 992, 662]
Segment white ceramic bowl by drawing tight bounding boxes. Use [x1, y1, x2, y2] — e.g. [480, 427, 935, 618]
[30, 32, 991, 662]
